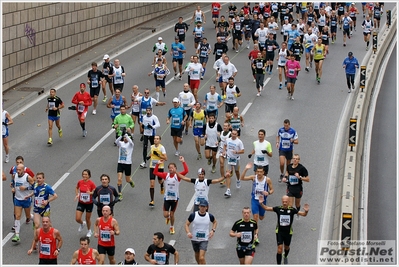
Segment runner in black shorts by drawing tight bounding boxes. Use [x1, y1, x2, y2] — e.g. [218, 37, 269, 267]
[282, 154, 309, 214]
[229, 207, 258, 264]
[148, 135, 167, 207]
[258, 195, 309, 265]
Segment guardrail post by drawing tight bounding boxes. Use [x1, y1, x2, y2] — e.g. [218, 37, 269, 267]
[360, 66, 366, 93]
[387, 10, 391, 28]
[372, 32, 378, 54]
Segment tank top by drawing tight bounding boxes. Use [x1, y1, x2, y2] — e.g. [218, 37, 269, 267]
[78, 248, 96, 265]
[113, 66, 124, 84]
[98, 216, 115, 247]
[111, 95, 124, 118]
[39, 227, 57, 259]
[278, 49, 288, 66]
[194, 178, 210, 204]
[219, 131, 231, 151]
[2, 110, 9, 136]
[313, 44, 325, 60]
[192, 110, 205, 129]
[131, 92, 140, 113]
[195, 10, 202, 22]
[205, 122, 219, 147]
[164, 173, 180, 200]
[225, 86, 238, 104]
[14, 173, 31, 200]
[251, 176, 269, 201]
[140, 97, 152, 116]
[229, 115, 241, 131]
[191, 212, 211, 241]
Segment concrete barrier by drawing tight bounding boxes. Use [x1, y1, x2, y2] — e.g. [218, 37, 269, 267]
[338, 5, 397, 251]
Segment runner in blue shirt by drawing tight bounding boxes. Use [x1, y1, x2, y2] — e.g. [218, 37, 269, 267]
[167, 98, 188, 156]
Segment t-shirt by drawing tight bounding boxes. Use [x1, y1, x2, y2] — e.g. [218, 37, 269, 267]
[146, 243, 176, 265]
[231, 219, 258, 246]
[47, 96, 63, 117]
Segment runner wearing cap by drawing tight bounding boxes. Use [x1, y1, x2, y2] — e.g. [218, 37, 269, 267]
[184, 199, 217, 264]
[152, 37, 168, 55]
[118, 248, 138, 265]
[176, 168, 225, 212]
[101, 54, 114, 102]
[342, 51, 359, 93]
[166, 98, 187, 156]
[139, 107, 160, 169]
[71, 83, 92, 137]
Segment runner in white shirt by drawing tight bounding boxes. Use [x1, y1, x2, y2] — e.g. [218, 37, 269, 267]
[184, 56, 204, 102]
[254, 23, 269, 52]
[217, 56, 238, 94]
[178, 83, 196, 135]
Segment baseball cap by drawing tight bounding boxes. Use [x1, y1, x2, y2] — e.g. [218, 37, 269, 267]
[199, 200, 209, 207]
[103, 54, 110, 60]
[172, 97, 179, 103]
[348, 52, 353, 57]
[158, 37, 163, 41]
[79, 83, 86, 88]
[198, 168, 205, 175]
[125, 248, 135, 255]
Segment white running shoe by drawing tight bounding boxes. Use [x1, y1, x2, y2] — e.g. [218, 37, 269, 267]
[86, 229, 93, 237]
[78, 221, 86, 232]
[236, 180, 241, 189]
[92, 110, 96, 115]
[224, 189, 231, 197]
[256, 93, 260, 97]
[175, 151, 180, 156]
[140, 161, 146, 168]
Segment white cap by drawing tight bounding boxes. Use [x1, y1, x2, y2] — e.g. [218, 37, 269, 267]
[103, 54, 110, 60]
[172, 97, 179, 103]
[125, 248, 135, 255]
[158, 37, 163, 41]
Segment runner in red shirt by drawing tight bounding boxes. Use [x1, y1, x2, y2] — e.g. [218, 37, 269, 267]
[248, 44, 261, 83]
[211, 2, 222, 26]
[70, 236, 100, 265]
[28, 216, 63, 265]
[75, 169, 97, 238]
[94, 205, 120, 264]
[71, 83, 92, 137]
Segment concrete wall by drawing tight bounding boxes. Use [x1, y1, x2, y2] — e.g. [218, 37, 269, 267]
[2, 2, 188, 91]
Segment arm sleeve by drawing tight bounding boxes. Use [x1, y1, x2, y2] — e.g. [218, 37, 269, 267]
[180, 162, 189, 176]
[153, 116, 161, 129]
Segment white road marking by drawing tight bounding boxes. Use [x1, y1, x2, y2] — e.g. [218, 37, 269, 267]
[263, 77, 271, 87]
[169, 239, 176, 246]
[241, 102, 252, 116]
[89, 129, 115, 152]
[186, 194, 196, 211]
[52, 172, 70, 190]
[2, 233, 14, 247]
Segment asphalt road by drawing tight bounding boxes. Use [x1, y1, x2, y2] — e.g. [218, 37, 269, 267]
[2, 3, 396, 265]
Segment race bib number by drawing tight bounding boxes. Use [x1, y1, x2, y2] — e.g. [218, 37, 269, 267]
[256, 62, 263, 68]
[194, 120, 203, 128]
[196, 230, 206, 240]
[99, 194, 110, 204]
[288, 69, 295, 75]
[178, 29, 185, 35]
[78, 104, 85, 112]
[216, 49, 222, 55]
[173, 50, 179, 57]
[35, 197, 44, 207]
[40, 244, 51, 255]
[154, 252, 166, 265]
[156, 74, 164, 80]
[281, 140, 291, 149]
[200, 50, 207, 57]
[100, 230, 111, 242]
[172, 118, 180, 126]
[228, 157, 237, 165]
[49, 102, 55, 109]
[241, 231, 252, 243]
[80, 193, 90, 203]
[279, 214, 290, 226]
[256, 155, 265, 162]
[151, 160, 159, 168]
[167, 191, 176, 197]
[92, 77, 98, 88]
[289, 175, 299, 185]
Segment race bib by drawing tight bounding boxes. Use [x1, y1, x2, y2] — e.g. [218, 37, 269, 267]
[196, 230, 206, 240]
[256, 155, 265, 162]
[281, 140, 290, 149]
[154, 252, 166, 265]
[173, 50, 179, 57]
[241, 231, 252, 243]
[92, 77, 98, 88]
[100, 230, 111, 242]
[78, 104, 85, 112]
[228, 157, 237, 165]
[40, 243, 51, 255]
[279, 214, 290, 226]
[99, 194, 110, 204]
[80, 193, 90, 203]
[289, 175, 299, 185]
[200, 50, 207, 57]
[35, 197, 44, 207]
[172, 118, 180, 126]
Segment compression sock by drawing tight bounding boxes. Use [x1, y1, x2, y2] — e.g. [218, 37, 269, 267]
[150, 188, 154, 201]
[284, 249, 290, 257]
[118, 184, 122, 193]
[276, 253, 282, 264]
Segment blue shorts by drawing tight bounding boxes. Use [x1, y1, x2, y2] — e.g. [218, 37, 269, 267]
[155, 79, 166, 88]
[251, 197, 266, 216]
[199, 57, 208, 64]
[2, 128, 9, 138]
[48, 116, 60, 121]
[218, 76, 223, 83]
[34, 206, 51, 217]
[14, 198, 32, 208]
[193, 128, 204, 137]
[305, 46, 313, 53]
